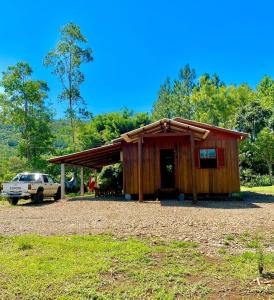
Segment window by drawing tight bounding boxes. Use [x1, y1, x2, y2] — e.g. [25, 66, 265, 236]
[47, 177, 54, 183]
[12, 175, 20, 182]
[19, 174, 41, 182]
[199, 149, 217, 168]
[42, 175, 49, 183]
[195, 148, 225, 169]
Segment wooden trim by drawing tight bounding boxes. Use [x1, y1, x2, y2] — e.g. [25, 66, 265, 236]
[120, 118, 209, 142]
[138, 137, 143, 202]
[190, 134, 197, 204]
[61, 163, 65, 199]
[141, 132, 191, 138]
[80, 167, 84, 196]
[64, 152, 120, 164]
[174, 117, 248, 138]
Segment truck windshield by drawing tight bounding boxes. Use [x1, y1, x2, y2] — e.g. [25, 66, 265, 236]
[12, 175, 20, 181]
[19, 174, 40, 182]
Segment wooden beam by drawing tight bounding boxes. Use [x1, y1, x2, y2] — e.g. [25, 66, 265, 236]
[141, 132, 191, 139]
[189, 134, 197, 204]
[61, 163, 65, 199]
[80, 167, 84, 196]
[65, 152, 120, 164]
[138, 137, 143, 202]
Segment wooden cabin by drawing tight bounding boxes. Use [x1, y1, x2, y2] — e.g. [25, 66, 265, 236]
[49, 118, 248, 202]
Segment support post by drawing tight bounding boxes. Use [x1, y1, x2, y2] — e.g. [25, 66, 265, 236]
[190, 134, 197, 204]
[61, 163, 65, 200]
[138, 137, 143, 202]
[80, 167, 84, 196]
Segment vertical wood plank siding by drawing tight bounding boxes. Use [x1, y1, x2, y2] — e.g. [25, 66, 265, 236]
[123, 131, 240, 195]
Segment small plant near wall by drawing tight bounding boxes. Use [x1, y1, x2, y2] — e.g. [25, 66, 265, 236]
[256, 242, 264, 276]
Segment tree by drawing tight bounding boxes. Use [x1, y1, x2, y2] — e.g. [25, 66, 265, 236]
[0, 156, 28, 182]
[173, 64, 196, 119]
[254, 128, 274, 185]
[256, 76, 274, 110]
[0, 62, 53, 169]
[152, 78, 174, 120]
[236, 100, 272, 141]
[152, 64, 197, 120]
[78, 110, 151, 149]
[191, 74, 240, 128]
[44, 22, 93, 145]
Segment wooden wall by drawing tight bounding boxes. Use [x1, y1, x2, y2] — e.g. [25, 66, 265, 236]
[122, 131, 240, 195]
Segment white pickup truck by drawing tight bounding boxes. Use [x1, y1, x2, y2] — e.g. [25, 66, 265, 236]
[1, 173, 61, 205]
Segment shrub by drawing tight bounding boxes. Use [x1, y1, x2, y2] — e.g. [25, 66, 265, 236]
[97, 163, 122, 190]
[240, 169, 273, 187]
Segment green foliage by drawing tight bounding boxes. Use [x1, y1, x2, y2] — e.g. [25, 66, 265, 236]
[236, 100, 272, 141]
[254, 128, 274, 185]
[0, 156, 28, 183]
[78, 109, 151, 149]
[256, 243, 264, 275]
[44, 22, 93, 145]
[152, 64, 196, 120]
[225, 234, 235, 241]
[191, 74, 235, 127]
[0, 62, 53, 171]
[256, 76, 274, 110]
[152, 65, 257, 129]
[240, 169, 273, 187]
[97, 163, 123, 190]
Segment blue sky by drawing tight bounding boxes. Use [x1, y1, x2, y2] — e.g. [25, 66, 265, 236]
[0, 0, 273, 117]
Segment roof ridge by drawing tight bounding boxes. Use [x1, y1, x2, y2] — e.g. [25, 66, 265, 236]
[173, 117, 248, 138]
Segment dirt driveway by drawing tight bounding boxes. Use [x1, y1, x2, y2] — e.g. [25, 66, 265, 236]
[0, 192, 273, 254]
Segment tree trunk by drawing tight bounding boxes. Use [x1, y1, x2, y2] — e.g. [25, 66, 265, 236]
[68, 51, 76, 149]
[268, 162, 273, 185]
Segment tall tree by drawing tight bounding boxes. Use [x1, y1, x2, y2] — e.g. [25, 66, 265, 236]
[44, 22, 93, 145]
[173, 64, 196, 119]
[152, 78, 174, 120]
[0, 62, 53, 169]
[152, 64, 196, 120]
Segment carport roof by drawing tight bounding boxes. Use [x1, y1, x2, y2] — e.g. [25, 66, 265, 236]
[48, 142, 122, 168]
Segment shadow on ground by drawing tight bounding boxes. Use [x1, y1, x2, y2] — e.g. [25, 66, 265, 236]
[160, 191, 274, 209]
[18, 199, 56, 207]
[66, 191, 273, 209]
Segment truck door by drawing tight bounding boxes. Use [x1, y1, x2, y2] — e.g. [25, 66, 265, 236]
[42, 175, 50, 196]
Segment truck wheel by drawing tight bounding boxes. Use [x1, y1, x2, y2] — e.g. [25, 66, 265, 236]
[36, 190, 44, 203]
[8, 197, 19, 205]
[33, 188, 44, 203]
[54, 187, 61, 201]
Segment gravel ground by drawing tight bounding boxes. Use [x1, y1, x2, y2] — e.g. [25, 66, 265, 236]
[0, 192, 273, 254]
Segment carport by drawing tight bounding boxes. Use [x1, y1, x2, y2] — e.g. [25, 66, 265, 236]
[48, 142, 122, 199]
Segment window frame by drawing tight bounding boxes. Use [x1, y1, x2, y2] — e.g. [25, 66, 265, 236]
[195, 147, 225, 169]
[42, 175, 49, 183]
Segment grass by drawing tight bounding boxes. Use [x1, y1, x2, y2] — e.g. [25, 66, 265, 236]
[0, 235, 273, 299]
[241, 185, 274, 194]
